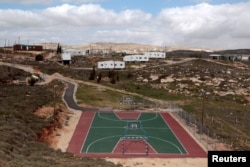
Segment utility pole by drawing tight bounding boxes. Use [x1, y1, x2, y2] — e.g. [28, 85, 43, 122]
[53, 85, 58, 121]
[201, 89, 205, 127]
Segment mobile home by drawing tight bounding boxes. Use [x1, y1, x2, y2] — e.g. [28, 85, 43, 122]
[144, 52, 166, 58]
[61, 53, 71, 65]
[123, 55, 149, 62]
[63, 49, 87, 56]
[97, 60, 125, 69]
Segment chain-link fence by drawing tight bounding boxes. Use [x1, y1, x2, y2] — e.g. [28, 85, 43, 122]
[160, 102, 241, 151]
[172, 108, 217, 151]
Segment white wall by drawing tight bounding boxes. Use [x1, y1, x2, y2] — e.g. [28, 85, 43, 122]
[123, 55, 149, 62]
[61, 53, 71, 61]
[97, 61, 125, 69]
[144, 52, 166, 58]
[63, 49, 86, 56]
[241, 55, 250, 61]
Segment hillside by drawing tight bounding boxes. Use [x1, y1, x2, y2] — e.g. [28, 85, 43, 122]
[1, 46, 250, 166]
[3, 54, 249, 150]
[69, 42, 215, 54]
[0, 66, 120, 167]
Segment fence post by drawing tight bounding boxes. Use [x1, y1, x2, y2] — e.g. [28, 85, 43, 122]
[207, 129, 209, 150]
[213, 135, 216, 150]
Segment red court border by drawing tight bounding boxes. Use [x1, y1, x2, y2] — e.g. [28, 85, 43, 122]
[67, 111, 207, 158]
[67, 112, 95, 156]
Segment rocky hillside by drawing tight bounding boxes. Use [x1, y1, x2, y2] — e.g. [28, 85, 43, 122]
[0, 66, 120, 167]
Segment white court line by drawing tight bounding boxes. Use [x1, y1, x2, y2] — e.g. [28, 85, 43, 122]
[85, 135, 121, 153]
[90, 127, 170, 130]
[98, 112, 158, 122]
[80, 112, 96, 154]
[85, 135, 183, 154]
[98, 112, 122, 122]
[143, 127, 170, 130]
[111, 138, 121, 153]
[160, 114, 189, 155]
[148, 136, 184, 154]
[91, 126, 125, 129]
[140, 113, 158, 122]
[114, 112, 142, 120]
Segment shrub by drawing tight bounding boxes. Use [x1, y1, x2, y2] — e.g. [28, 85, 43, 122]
[35, 54, 44, 61]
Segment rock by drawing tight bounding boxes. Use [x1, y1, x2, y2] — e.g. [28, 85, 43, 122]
[160, 78, 175, 83]
[150, 75, 158, 81]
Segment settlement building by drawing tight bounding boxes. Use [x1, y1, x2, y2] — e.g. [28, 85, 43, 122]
[209, 54, 222, 60]
[13, 44, 43, 51]
[63, 49, 87, 56]
[144, 51, 166, 58]
[240, 54, 250, 61]
[123, 55, 149, 62]
[97, 60, 125, 69]
[61, 53, 71, 65]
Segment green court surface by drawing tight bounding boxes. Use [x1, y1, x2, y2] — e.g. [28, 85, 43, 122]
[81, 112, 187, 154]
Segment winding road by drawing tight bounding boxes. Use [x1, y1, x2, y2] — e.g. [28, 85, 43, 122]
[0, 62, 98, 112]
[60, 80, 97, 111]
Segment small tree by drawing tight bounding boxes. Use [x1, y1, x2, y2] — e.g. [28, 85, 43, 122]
[97, 72, 102, 83]
[56, 43, 62, 54]
[127, 71, 133, 78]
[88, 65, 96, 80]
[35, 54, 44, 61]
[111, 75, 116, 84]
[116, 71, 120, 82]
[108, 70, 113, 79]
[110, 71, 116, 84]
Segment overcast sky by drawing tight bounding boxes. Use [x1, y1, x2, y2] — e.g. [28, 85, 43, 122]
[0, 0, 250, 49]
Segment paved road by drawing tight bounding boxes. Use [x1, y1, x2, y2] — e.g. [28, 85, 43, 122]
[60, 80, 97, 112]
[0, 62, 113, 112]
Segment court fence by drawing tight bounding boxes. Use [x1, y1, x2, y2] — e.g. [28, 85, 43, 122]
[158, 102, 236, 151]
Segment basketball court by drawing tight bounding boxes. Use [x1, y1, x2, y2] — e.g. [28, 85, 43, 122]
[67, 111, 207, 158]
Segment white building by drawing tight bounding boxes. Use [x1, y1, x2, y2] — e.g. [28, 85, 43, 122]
[123, 55, 149, 62]
[240, 54, 250, 61]
[97, 60, 125, 69]
[63, 49, 87, 56]
[209, 54, 222, 60]
[144, 52, 166, 58]
[61, 53, 71, 60]
[61, 53, 71, 65]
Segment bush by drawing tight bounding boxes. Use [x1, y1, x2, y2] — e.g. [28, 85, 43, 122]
[35, 54, 44, 61]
